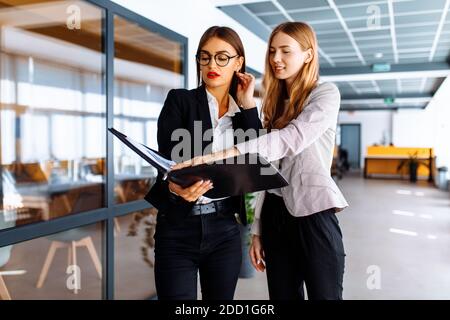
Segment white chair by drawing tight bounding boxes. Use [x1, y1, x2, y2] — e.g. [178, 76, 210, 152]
[36, 226, 102, 294]
[0, 212, 26, 300]
[36, 190, 102, 294]
[0, 245, 13, 300]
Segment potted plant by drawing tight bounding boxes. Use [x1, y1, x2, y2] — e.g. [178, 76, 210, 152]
[127, 207, 158, 268]
[397, 152, 428, 183]
[238, 192, 256, 278]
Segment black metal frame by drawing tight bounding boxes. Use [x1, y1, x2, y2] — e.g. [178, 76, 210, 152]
[0, 0, 188, 300]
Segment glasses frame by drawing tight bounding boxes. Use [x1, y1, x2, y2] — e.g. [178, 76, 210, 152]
[196, 52, 239, 67]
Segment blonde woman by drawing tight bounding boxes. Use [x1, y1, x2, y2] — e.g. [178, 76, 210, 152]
[173, 22, 348, 300]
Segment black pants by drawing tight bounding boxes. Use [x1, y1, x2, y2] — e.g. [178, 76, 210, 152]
[154, 211, 241, 300]
[261, 193, 346, 300]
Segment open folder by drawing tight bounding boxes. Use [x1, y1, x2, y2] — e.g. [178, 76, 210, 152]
[109, 127, 288, 198]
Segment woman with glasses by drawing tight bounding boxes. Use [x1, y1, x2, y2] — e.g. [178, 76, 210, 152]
[145, 26, 261, 300]
[173, 22, 348, 300]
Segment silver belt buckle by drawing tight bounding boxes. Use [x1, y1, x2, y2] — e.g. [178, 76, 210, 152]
[200, 204, 209, 215]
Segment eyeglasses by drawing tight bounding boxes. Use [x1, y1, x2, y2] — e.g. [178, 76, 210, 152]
[196, 52, 239, 67]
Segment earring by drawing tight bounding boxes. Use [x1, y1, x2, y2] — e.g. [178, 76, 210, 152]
[199, 70, 203, 85]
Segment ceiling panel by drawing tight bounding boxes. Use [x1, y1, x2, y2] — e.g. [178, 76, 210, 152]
[361, 48, 394, 57]
[394, 0, 448, 13]
[349, 29, 391, 38]
[310, 22, 345, 32]
[346, 16, 390, 29]
[244, 1, 278, 14]
[288, 9, 338, 21]
[316, 32, 352, 41]
[396, 24, 440, 35]
[216, 0, 450, 110]
[395, 12, 443, 24]
[442, 22, 450, 31]
[259, 13, 286, 26]
[397, 38, 434, 48]
[320, 46, 358, 54]
[278, 0, 329, 11]
[339, 3, 389, 19]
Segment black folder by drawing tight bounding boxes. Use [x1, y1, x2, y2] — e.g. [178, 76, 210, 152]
[109, 127, 288, 198]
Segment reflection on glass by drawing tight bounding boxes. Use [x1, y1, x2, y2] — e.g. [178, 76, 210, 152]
[114, 209, 157, 299]
[0, 0, 106, 229]
[0, 221, 103, 300]
[113, 15, 185, 204]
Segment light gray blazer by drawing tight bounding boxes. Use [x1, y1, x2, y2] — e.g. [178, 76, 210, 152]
[235, 82, 349, 235]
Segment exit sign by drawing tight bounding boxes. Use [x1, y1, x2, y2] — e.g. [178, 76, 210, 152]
[372, 63, 391, 72]
[384, 97, 395, 104]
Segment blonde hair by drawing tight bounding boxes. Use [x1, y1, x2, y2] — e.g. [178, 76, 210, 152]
[262, 22, 319, 130]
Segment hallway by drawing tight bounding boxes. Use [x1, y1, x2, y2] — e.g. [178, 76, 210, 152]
[235, 173, 450, 300]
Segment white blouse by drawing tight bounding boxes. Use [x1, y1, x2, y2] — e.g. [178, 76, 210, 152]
[195, 89, 241, 204]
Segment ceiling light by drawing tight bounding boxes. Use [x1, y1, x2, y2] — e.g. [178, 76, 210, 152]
[374, 52, 383, 59]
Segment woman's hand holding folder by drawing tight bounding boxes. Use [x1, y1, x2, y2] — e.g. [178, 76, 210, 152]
[168, 149, 231, 201]
[168, 180, 214, 202]
[168, 146, 288, 199]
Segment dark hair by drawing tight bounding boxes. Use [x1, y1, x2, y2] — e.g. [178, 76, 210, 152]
[196, 26, 246, 102]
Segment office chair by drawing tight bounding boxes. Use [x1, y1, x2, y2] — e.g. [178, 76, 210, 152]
[36, 190, 102, 294]
[0, 214, 26, 300]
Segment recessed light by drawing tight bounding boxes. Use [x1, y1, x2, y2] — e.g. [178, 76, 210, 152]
[374, 52, 383, 59]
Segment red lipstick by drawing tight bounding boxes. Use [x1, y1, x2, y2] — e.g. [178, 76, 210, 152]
[207, 72, 220, 79]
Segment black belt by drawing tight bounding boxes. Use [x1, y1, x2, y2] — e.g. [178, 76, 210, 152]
[189, 197, 235, 216]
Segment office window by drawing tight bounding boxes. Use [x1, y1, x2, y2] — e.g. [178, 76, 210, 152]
[0, 0, 187, 300]
[0, 221, 103, 300]
[114, 210, 157, 299]
[0, 0, 106, 229]
[113, 15, 185, 204]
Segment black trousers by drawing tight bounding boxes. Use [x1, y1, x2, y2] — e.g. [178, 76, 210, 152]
[154, 211, 241, 300]
[261, 193, 346, 300]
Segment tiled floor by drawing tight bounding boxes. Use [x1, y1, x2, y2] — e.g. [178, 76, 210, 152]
[2, 172, 449, 299]
[234, 172, 450, 300]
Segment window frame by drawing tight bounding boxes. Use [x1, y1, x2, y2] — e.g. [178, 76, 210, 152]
[0, 0, 188, 300]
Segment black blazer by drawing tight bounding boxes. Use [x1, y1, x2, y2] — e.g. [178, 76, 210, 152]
[144, 85, 262, 225]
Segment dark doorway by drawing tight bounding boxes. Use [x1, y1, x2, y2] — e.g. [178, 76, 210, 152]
[340, 124, 361, 169]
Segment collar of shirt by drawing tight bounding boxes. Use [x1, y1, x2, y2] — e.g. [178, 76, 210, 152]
[205, 89, 240, 127]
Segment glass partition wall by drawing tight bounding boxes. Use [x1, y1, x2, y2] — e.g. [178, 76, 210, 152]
[0, 0, 187, 300]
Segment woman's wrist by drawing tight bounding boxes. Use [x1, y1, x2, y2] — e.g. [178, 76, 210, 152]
[240, 99, 256, 110]
[210, 147, 240, 162]
[225, 147, 240, 158]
